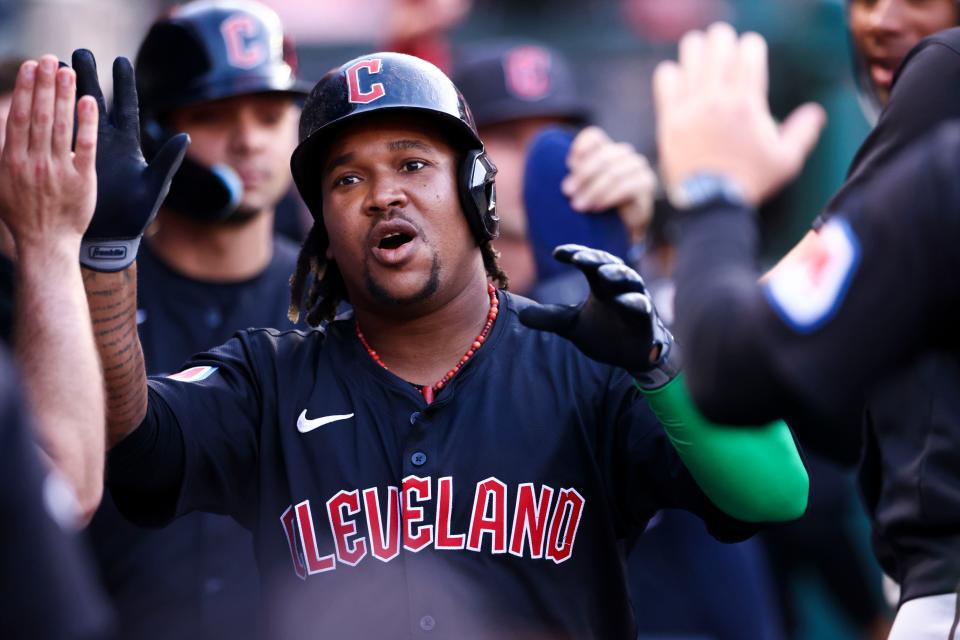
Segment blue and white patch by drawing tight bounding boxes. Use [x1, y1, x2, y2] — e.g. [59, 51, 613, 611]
[167, 365, 219, 383]
[763, 218, 861, 334]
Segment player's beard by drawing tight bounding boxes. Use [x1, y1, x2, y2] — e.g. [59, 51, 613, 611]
[364, 251, 441, 307]
[361, 210, 441, 307]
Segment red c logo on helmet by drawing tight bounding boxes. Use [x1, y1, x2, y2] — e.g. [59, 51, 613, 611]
[221, 15, 267, 69]
[346, 59, 386, 104]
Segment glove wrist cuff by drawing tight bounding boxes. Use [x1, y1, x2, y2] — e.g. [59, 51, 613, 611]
[631, 339, 683, 391]
[79, 236, 141, 272]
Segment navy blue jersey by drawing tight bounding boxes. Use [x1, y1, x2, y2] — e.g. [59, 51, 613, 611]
[108, 290, 755, 639]
[0, 348, 112, 640]
[135, 238, 301, 375]
[88, 237, 299, 640]
[674, 121, 960, 605]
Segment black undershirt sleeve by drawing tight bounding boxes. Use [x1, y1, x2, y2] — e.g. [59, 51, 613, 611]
[105, 386, 186, 528]
[673, 121, 960, 432]
[672, 204, 802, 425]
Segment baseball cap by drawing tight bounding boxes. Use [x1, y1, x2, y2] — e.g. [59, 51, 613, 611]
[453, 42, 590, 129]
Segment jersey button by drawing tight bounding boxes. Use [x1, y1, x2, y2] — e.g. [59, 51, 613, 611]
[204, 307, 223, 328]
[204, 577, 223, 595]
[409, 412, 420, 425]
[419, 615, 436, 631]
[411, 451, 427, 467]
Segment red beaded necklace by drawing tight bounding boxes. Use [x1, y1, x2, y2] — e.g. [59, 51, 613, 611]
[356, 283, 499, 404]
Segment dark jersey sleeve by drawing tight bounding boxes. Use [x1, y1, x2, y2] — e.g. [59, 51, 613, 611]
[817, 30, 960, 227]
[107, 331, 264, 529]
[673, 121, 960, 428]
[606, 369, 758, 543]
[0, 350, 113, 640]
[106, 387, 187, 527]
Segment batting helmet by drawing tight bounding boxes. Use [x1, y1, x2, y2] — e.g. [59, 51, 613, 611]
[136, 0, 310, 222]
[290, 52, 499, 244]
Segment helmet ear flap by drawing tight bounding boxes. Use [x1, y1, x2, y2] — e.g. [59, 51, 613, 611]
[459, 149, 499, 243]
[141, 116, 243, 222]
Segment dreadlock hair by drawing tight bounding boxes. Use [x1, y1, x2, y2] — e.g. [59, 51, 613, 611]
[289, 222, 510, 328]
[481, 241, 509, 292]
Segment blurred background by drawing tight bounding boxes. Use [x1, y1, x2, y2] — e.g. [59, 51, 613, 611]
[0, 1, 884, 638]
[0, 0, 871, 259]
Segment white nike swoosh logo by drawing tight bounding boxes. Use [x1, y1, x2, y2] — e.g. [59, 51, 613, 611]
[297, 410, 355, 434]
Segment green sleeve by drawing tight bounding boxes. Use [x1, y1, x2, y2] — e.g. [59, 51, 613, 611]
[640, 374, 809, 523]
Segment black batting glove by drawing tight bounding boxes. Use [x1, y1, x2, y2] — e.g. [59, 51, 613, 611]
[519, 244, 680, 389]
[74, 49, 189, 272]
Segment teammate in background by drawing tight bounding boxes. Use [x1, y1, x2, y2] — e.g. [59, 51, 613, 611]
[0, 61, 109, 638]
[22, 49, 809, 638]
[845, 0, 956, 121]
[771, 0, 960, 628]
[83, 2, 307, 639]
[761, 3, 960, 635]
[655, 23, 960, 640]
[452, 43, 656, 296]
[0, 52, 182, 640]
[728, 4, 960, 629]
[0, 347, 113, 640]
[779, 0, 958, 263]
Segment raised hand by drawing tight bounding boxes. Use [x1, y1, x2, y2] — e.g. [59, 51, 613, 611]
[0, 56, 98, 250]
[518, 243, 676, 387]
[0, 55, 107, 520]
[654, 23, 826, 206]
[73, 49, 189, 272]
[561, 126, 657, 243]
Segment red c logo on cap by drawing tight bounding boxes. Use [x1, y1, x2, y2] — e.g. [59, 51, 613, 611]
[221, 15, 267, 69]
[346, 59, 386, 104]
[504, 46, 552, 100]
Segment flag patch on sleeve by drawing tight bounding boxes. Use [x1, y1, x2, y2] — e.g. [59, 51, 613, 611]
[167, 366, 219, 382]
[763, 218, 861, 333]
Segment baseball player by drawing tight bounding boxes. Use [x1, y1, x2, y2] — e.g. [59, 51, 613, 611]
[772, 0, 960, 625]
[655, 23, 960, 640]
[452, 42, 656, 297]
[817, 0, 960, 222]
[81, 2, 309, 639]
[0, 348, 113, 640]
[0, 53, 156, 640]
[12, 50, 809, 638]
[671, 2, 960, 632]
[777, 0, 959, 281]
[846, 0, 957, 121]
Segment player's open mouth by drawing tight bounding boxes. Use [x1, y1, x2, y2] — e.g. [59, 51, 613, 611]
[378, 232, 413, 250]
[369, 219, 420, 266]
[864, 53, 902, 94]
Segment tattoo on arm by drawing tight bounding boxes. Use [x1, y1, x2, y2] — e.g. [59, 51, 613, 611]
[83, 266, 147, 447]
